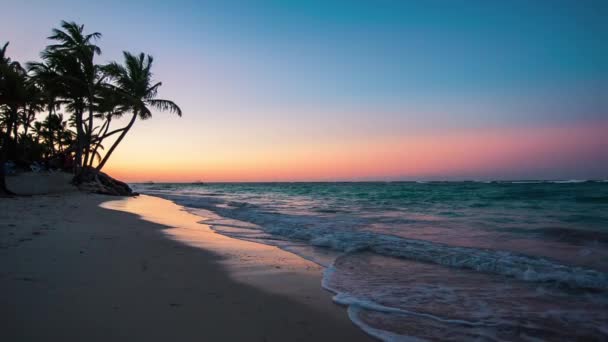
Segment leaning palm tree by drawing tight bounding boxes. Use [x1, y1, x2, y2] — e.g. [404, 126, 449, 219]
[95, 51, 181, 171]
[87, 86, 125, 168]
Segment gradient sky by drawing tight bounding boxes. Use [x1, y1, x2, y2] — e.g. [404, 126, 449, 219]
[2, 0, 607, 181]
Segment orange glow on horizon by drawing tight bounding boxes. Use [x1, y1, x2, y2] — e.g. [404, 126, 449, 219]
[104, 120, 607, 182]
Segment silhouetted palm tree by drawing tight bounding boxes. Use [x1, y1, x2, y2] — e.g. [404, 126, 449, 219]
[28, 60, 64, 119]
[43, 20, 103, 172]
[0, 42, 27, 195]
[1, 21, 182, 195]
[87, 86, 125, 168]
[97, 51, 181, 171]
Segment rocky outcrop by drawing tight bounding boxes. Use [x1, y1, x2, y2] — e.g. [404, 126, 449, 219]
[76, 168, 137, 196]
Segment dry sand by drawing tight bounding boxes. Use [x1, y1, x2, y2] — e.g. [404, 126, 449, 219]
[6, 171, 77, 195]
[0, 193, 371, 341]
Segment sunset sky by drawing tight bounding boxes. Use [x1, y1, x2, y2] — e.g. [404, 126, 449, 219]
[2, 0, 607, 181]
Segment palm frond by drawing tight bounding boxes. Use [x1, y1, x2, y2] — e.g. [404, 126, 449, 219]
[147, 99, 182, 117]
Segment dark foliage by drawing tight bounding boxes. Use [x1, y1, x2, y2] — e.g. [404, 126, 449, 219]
[0, 21, 182, 196]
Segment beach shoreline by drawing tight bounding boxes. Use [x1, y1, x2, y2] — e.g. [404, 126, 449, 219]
[1, 193, 371, 341]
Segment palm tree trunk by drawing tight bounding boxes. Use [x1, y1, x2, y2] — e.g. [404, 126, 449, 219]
[23, 114, 29, 137]
[11, 108, 18, 152]
[89, 117, 110, 167]
[23, 108, 34, 137]
[96, 112, 137, 172]
[74, 107, 84, 174]
[49, 131, 55, 156]
[5, 113, 14, 153]
[12, 111, 18, 140]
[0, 105, 18, 195]
[82, 95, 95, 170]
[49, 126, 125, 161]
[6, 106, 18, 161]
[0, 119, 15, 196]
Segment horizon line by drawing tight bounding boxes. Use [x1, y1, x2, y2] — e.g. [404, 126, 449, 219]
[131, 179, 607, 184]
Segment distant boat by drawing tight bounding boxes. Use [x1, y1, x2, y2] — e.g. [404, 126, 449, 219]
[192, 180, 205, 185]
[143, 181, 155, 185]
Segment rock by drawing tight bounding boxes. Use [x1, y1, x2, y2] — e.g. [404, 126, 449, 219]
[76, 168, 135, 196]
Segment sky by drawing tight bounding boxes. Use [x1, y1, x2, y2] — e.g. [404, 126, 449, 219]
[2, 0, 607, 181]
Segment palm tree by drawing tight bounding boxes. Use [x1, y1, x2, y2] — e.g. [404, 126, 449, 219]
[28, 60, 64, 121]
[42, 20, 103, 173]
[0, 42, 27, 148]
[0, 42, 27, 195]
[96, 51, 181, 171]
[1, 21, 183, 195]
[19, 82, 45, 140]
[87, 86, 125, 168]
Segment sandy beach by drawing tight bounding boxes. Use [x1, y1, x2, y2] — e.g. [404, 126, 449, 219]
[0, 193, 371, 341]
[2, 4, 606, 340]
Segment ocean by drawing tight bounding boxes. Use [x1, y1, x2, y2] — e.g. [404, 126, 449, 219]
[133, 181, 608, 340]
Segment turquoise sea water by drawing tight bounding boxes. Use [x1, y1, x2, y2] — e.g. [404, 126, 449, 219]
[135, 181, 608, 340]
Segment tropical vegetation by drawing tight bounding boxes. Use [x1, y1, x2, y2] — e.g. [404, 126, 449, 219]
[0, 21, 181, 196]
